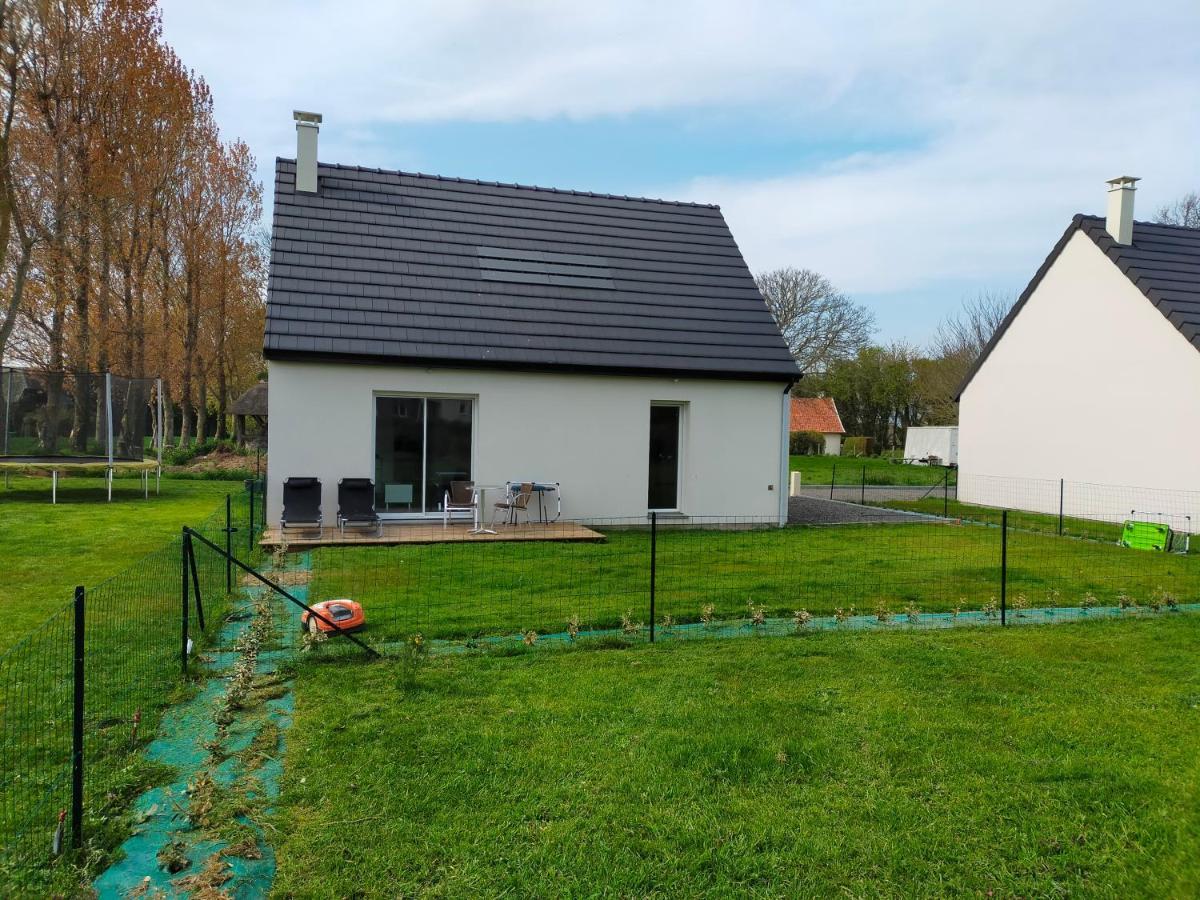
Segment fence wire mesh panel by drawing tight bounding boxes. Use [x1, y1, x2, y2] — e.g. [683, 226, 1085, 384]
[799, 468, 1200, 542]
[0, 484, 261, 872]
[294, 507, 1198, 652]
[3, 476, 1198, 876]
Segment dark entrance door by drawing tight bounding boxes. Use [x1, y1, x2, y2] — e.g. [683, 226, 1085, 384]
[648, 405, 680, 510]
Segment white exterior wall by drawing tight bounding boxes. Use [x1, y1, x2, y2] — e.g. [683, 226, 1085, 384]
[267, 360, 790, 524]
[959, 230, 1200, 526]
[822, 433, 842, 456]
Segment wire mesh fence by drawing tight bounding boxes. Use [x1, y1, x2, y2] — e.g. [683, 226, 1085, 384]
[0, 480, 265, 873]
[809, 467, 1200, 543]
[3, 471, 1198, 877]
[297, 505, 1199, 654]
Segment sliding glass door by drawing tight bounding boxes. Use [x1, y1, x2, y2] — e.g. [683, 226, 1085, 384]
[374, 395, 473, 515]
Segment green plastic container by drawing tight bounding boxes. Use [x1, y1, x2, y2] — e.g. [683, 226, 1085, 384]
[1120, 520, 1171, 552]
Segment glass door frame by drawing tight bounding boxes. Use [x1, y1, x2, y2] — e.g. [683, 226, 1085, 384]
[647, 400, 686, 514]
[372, 391, 477, 520]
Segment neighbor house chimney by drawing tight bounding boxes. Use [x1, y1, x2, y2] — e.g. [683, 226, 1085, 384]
[293, 110, 322, 193]
[1105, 176, 1139, 245]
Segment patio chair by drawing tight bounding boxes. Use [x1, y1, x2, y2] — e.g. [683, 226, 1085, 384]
[493, 482, 534, 526]
[281, 477, 322, 534]
[338, 477, 382, 537]
[443, 480, 478, 530]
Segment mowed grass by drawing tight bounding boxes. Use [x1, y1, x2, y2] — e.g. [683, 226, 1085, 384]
[790, 454, 952, 486]
[273, 617, 1200, 897]
[308, 522, 1200, 643]
[0, 474, 239, 651]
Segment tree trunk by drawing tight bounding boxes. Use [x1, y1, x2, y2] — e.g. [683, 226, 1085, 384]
[216, 360, 228, 439]
[196, 370, 207, 443]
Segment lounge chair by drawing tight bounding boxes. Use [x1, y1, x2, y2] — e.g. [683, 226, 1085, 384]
[338, 477, 383, 536]
[281, 477, 322, 534]
[443, 480, 477, 530]
[493, 482, 534, 526]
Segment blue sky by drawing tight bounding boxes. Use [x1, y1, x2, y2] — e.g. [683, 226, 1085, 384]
[159, 0, 1200, 345]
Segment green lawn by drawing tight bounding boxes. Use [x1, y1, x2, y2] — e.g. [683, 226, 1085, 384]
[309, 522, 1200, 644]
[0, 475, 242, 651]
[881, 496, 1133, 543]
[0, 474, 257, 880]
[272, 617, 1200, 897]
[790, 454, 953, 486]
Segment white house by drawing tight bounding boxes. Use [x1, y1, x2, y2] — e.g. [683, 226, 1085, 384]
[789, 397, 845, 455]
[265, 113, 799, 526]
[957, 177, 1200, 527]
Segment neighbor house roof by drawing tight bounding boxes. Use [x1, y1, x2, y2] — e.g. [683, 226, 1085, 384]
[790, 396, 845, 434]
[958, 215, 1200, 397]
[264, 160, 799, 381]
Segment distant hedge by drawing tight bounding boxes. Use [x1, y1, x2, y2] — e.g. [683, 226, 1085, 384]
[841, 436, 875, 457]
[790, 431, 826, 455]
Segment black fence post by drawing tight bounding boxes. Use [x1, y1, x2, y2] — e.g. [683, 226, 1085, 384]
[943, 469, 949, 518]
[71, 585, 85, 850]
[649, 511, 657, 643]
[1058, 478, 1064, 536]
[225, 494, 233, 592]
[1000, 510, 1008, 626]
[860, 465, 866, 505]
[188, 533, 205, 632]
[247, 480, 256, 555]
[830, 463, 836, 500]
[181, 528, 189, 674]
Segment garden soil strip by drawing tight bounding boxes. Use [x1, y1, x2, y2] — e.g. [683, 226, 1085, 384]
[91, 555, 307, 898]
[425, 602, 1200, 653]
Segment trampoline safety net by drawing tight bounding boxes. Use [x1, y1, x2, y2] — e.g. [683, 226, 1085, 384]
[1, 367, 162, 462]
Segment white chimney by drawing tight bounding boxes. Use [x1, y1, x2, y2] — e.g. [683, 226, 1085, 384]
[293, 110, 322, 193]
[1105, 176, 1139, 245]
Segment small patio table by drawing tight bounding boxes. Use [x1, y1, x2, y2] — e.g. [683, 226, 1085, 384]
[470, 484, 506, 535]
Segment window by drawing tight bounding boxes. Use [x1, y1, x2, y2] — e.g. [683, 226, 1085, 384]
[374, 395, 473, 515]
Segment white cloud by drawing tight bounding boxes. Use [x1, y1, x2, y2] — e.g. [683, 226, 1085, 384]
[159, 0, 1200, 335]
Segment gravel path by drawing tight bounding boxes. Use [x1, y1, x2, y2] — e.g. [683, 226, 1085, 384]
[795, 484, 957, 503]
[787, 495, 937, 526]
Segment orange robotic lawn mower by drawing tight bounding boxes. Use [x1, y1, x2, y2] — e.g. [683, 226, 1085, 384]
[302, 599, 366, 634]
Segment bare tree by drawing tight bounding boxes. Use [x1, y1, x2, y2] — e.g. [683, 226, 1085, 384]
[930, 290, 1011, 362]
[754, 266, 875, 374]
[1155, 191, 1200, 228]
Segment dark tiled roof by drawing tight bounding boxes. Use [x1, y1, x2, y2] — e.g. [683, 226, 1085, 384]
[264, 159, 799, 381]
[957, 215, 1200, 398]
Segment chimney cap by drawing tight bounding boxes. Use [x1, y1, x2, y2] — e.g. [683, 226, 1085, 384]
[1106, 175, 1140, 188]
[293, 110, 323, 125]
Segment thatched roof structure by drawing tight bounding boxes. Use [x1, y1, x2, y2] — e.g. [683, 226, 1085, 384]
[232, 382, 267, 417]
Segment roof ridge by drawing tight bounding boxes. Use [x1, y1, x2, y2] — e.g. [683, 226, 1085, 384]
[1075, 212, 1200, 234]
[274, 156, 719, 210]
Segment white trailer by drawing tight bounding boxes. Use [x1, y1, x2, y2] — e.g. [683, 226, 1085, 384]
[903, 426, 958, 466]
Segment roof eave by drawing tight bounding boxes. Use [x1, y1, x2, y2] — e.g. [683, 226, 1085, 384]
[263, 346, 800, 384]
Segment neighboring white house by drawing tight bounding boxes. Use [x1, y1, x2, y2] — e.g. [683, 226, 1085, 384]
[789, 397, 845, 455]
[903, 426, 958, 466]
[265, 113, 799, 526]
[957, 177, 1200, 527]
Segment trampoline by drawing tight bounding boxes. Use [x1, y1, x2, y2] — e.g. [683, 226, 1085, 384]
[2, 367, 164, 503]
